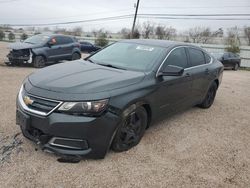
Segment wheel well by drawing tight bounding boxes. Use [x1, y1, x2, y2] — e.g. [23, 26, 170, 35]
[214, 79, 219, 88]
[73, 51, 81, 56]
[34, 54, 47, 62]
[141, 104, 152, 128]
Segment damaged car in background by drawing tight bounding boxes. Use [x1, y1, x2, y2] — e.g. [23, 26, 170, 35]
[5, 34, 81, 68]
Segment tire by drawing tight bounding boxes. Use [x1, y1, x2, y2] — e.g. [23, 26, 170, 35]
[198, 82, 218, 109]
[71, 52, 81, 60]
[233, 63, 239, 71]
[111, 106, 148, 152]
[33, 56, 46, 68]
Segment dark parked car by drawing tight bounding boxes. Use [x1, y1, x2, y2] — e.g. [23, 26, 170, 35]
[16, 39, 223, 160]
[79, 41, 101, 53]
[6, 34, 81, 68]
[211, 52, 241, 70]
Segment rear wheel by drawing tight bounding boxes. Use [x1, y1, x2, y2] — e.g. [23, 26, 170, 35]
[233, 63, 239, 71]
[72, 52, 81, 60]
[111, 106, 148, 152]
[198, 82, 218, 109]
[33, 56, 46, 68]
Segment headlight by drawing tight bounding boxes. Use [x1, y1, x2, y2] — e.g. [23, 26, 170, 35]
[58, 99, 108, 116]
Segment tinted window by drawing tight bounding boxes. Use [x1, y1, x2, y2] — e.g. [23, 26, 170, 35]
[224, 53, 230, 58]
[189, 48, 205, 66]
[204, 52, 211, 63]
[82, 42, 92, 45]
[163, 47, 188, 68]
[54, 36, 73, 45]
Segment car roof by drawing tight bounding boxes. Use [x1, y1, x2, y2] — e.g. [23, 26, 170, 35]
[119, 39, 197, 48]
[37, 33, 74, 38]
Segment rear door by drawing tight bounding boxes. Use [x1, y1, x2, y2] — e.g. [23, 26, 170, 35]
[222, 52, 231, 67]
[155, 47, 193, 116]
[59, 36, 74, 60]
[186, 47, 213, 103]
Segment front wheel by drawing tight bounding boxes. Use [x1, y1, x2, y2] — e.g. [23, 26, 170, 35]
[111, 106, 148, 152]
[33, 56, 46, 68]
[198, 82, 218, 109]
[233, 63, 239, 71]
[71, 52, 81, 60]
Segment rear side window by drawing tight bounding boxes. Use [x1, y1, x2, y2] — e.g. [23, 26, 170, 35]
[55, 36, 73, 45]
[62, 36, 73, 44]
[163, 47, 188, 68]
[188, 48, 205, 67]
[204, 53, 211, 64]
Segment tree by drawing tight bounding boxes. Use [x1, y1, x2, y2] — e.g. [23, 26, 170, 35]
[212, 28, 223, 37]
[165, 26, 176, 40]
[225, 26, 240, 53]
[120, 28, 131, 39]
[92, 29, 98, 38]
[142, 21, 154, 39]
[155, 25, 165, 39]
[188, 27, 214, 44]
[72, 27, 83, 36]
[95, 30, 108, 47]
[0, 30, 5, 40]
[131, 28, 140, 39]
[8, 32, 15, 41]
[244, 26, 250, 45]
[21, 33, 28, 40]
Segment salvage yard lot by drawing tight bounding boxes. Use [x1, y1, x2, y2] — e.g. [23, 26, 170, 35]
[0, 41, 250, 187]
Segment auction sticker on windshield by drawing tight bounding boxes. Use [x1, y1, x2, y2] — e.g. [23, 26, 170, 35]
[136, 45, 154, 51]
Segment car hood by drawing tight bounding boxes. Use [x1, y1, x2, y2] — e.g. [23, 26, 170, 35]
[9, 42, 42, 50]
[28, 60, 145, 94]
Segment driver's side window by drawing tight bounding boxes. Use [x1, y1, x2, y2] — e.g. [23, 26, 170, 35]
[163, 47, 188, 69]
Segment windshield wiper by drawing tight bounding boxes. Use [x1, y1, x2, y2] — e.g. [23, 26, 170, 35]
[24, 42, 34, 44]
[86, 58, 95, 64]
[97, 63, 126, 70]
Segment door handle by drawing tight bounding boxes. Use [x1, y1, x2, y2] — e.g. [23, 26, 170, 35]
[205, 68, 210, 75]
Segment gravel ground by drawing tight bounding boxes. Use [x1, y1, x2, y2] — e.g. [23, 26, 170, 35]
[0, 41, 250, 187]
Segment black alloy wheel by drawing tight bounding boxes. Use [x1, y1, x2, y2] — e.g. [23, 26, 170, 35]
[111, 106, 148, 152]
[33, 56, 46, 68]
[233, 63, 239, 71]
[72, 52, 81, 60]
[198, 82, 218, 109]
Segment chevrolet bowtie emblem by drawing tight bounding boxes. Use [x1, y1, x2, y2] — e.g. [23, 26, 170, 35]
[23, 96, 34, 105]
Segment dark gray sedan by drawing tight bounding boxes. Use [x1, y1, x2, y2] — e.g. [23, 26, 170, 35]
[212, 52, 241, 70]
[16, 39, 223, 160]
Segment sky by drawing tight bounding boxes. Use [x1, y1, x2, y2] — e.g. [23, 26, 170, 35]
[0, 0, 250, 33]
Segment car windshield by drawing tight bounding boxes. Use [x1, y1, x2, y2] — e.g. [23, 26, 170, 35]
[24, 35, 50, 44]
[89, 42, 166, 71]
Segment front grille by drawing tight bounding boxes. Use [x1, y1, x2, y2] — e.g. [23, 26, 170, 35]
[19, 85, 62, 116]
[27, 95, 60, 113]
[10, 49, 30, 58]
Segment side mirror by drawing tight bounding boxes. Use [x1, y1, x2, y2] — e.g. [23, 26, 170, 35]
[158, 65, 184, 77]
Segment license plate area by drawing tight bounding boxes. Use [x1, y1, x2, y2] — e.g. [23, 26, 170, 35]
[16, 109, 31, 131]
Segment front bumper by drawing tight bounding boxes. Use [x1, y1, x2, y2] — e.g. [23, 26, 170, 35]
[16, 99, 121, 159]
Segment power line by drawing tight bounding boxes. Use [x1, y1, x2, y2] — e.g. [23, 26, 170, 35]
[141, 5, 250, 9]
[139, 13, 250, 17]
[138, 16, 250, 21]
[3, 15, 134, 27]
[0, 0, 20, 3]
[2, 13, 250, 27]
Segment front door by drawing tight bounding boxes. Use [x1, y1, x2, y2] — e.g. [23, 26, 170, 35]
[155, 47, 193, 116]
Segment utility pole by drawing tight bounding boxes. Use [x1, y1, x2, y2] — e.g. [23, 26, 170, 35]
[131, 0, 140, 38]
